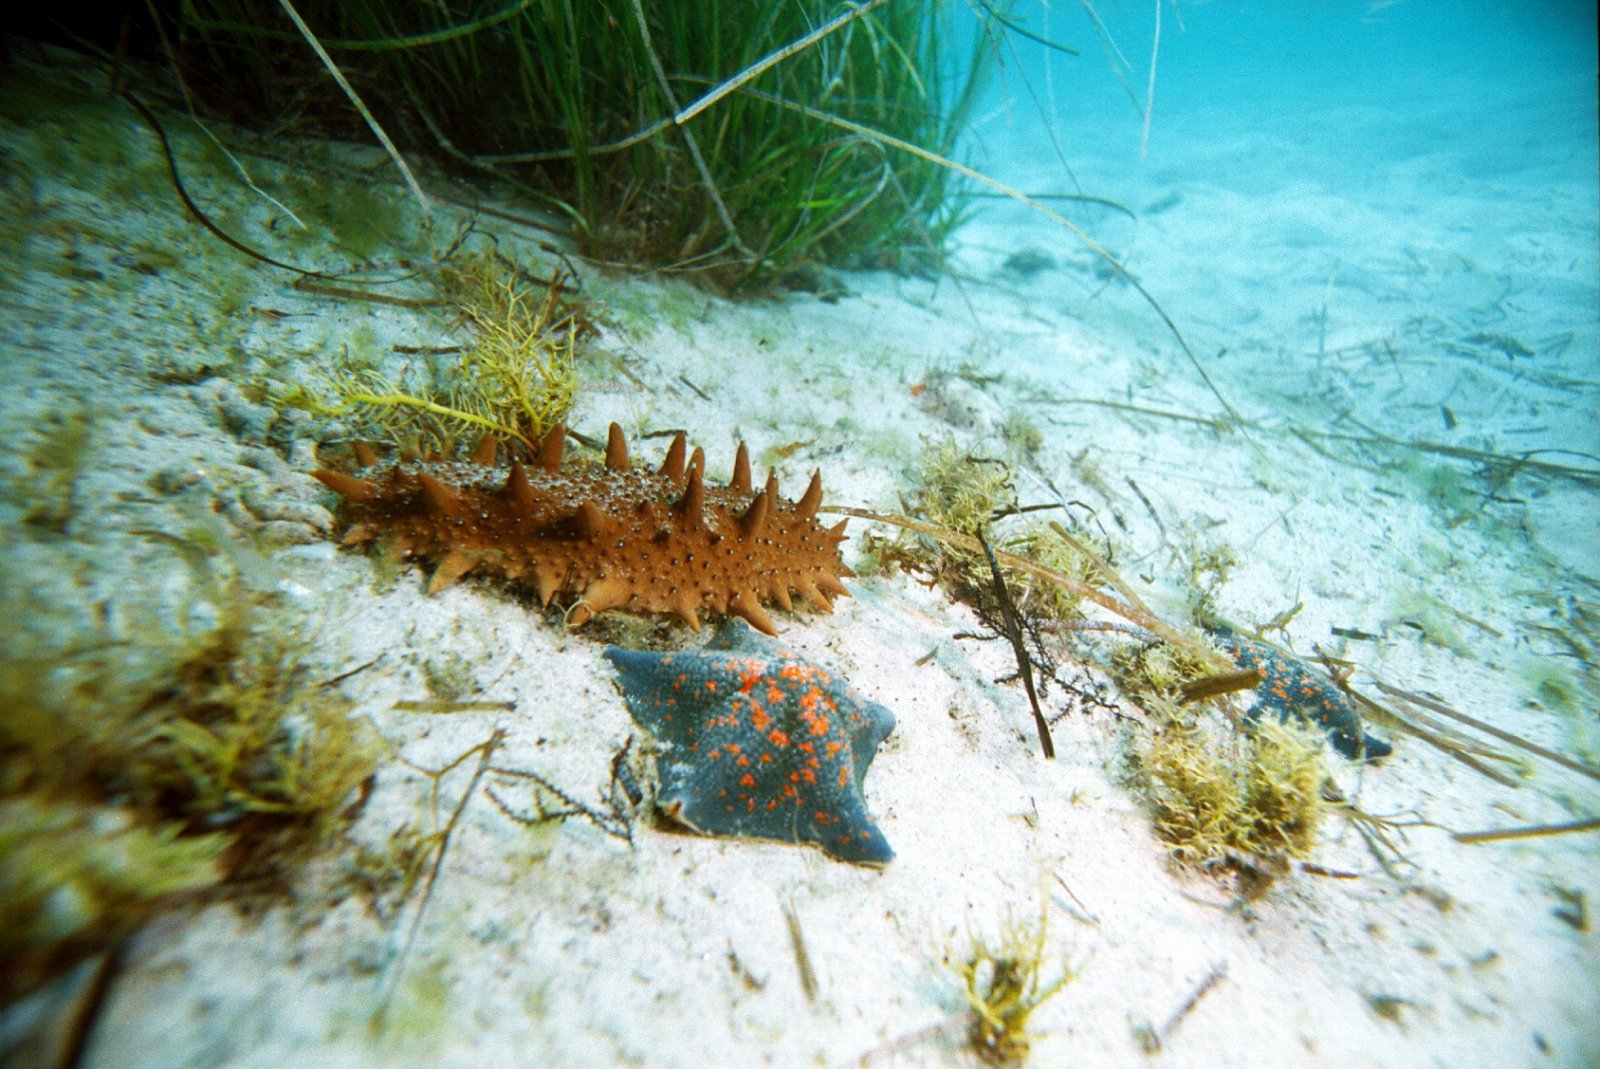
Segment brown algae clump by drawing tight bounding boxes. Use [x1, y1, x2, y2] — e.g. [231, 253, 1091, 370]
[282, 253, 593, 451]
[952, 911, 1074, 1063]
[0, 529, 379, 1005]
[1130, 706, 1329, 893]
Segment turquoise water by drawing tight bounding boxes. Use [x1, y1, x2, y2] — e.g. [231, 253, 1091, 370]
[940, 0, 1600, 774]
[953, 0, 1598, 571]
[3, 7, 1597, 1066]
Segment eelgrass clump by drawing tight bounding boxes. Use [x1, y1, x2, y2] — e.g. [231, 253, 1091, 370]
[952, 912, 1073, 1064]
[172, 0, 996, 287]
[281, 252, 591, 451]
[0, 529, 379, 1006]
[1124, 701, 1329, 896]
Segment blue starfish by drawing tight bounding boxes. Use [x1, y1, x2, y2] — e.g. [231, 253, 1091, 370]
[1214, 630, 1392, 761]
[604, 622, 896, 866]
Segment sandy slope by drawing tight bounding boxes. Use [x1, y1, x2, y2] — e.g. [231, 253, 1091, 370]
[2, 38, 1596, 1069]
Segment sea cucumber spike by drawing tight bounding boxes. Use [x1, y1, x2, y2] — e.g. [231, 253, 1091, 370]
[796, 471, 823, 519]
[427, 548, 477, 593]
[740, 488, 770, 536]
[352, 441, 379, 468]
[417, 473, 463, 516]
[537, 424, 566, 472]
[675, 466, 706, 520]
[571, 576, 631, 624]
[796, 578, 833, 612]
[660, 432, 687, 482]
[688, 446, 705, 475]
[504, 461, 536, 512]
[729, 590, 777, 635]
[575, 501, 611, 539]
[770, 583, 794, 612]
[817, 573, 850, 599]
[731, 442, 752, 494]
[313, 469, 380, 504]
[605, 422, 630, 471]
[826, 519, 848, 543]
[470, 433, 498, 466]
[534, 564, 561, 607]
[668, 590, 702, 630]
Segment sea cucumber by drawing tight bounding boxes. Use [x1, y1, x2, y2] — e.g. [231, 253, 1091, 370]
[312, 423, 852, 634]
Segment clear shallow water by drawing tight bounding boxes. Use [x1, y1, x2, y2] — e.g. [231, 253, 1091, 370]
[967, 0, 1598, 169]
[955, 0, 1598, 497]
[937, 1, 1600, 743]
[1, 13, 1596, 1067]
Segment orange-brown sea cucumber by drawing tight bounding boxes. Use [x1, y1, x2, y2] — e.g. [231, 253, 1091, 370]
[312, 423, 852, 634]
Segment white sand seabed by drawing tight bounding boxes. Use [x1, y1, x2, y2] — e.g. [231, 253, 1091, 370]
[2, 46, 1597, 1069]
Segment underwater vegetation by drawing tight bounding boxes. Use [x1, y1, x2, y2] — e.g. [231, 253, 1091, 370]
[281, 251, 594, 452]
[0, 796, 227, 1010]
[1125, 707, 1330, 896]
[869, 438, 1110, 634]
[1110, 634, 1341, 892]
[855, 439, 1129, 759]
[0, 528, 378, 1006]
[170, 0, 996, 288]
[951, 910, 1073, 1064]
[861, 439, 1346, 891]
